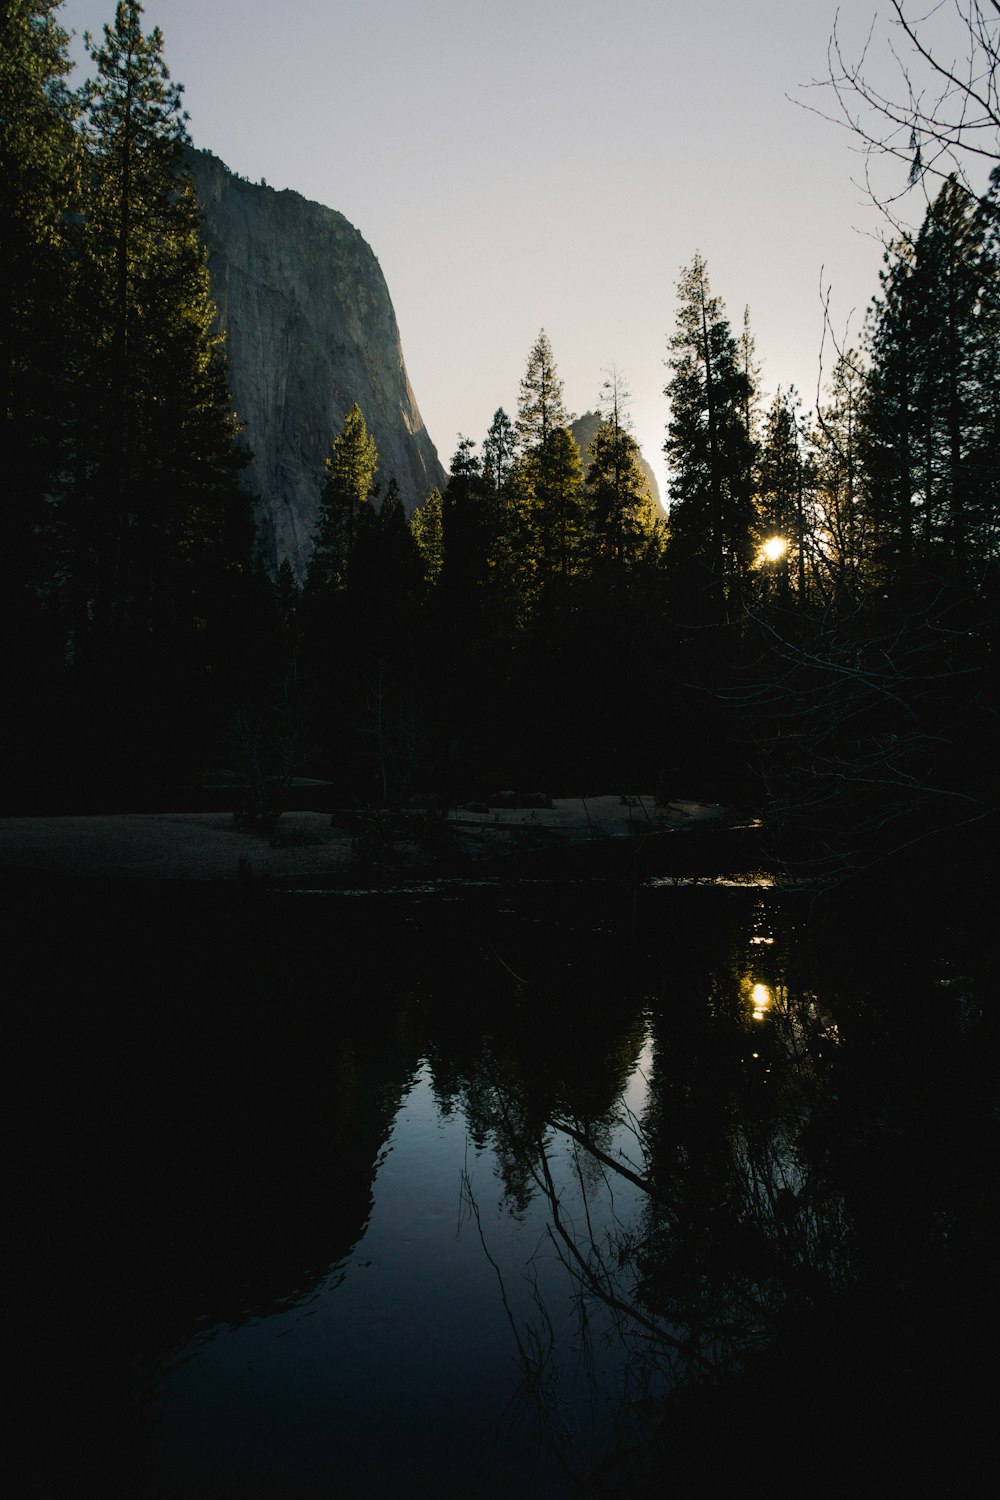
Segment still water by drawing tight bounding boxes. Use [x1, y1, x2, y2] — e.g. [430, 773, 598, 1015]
[14, 874, 996, 1496]
[148, 1049, 654, 1497]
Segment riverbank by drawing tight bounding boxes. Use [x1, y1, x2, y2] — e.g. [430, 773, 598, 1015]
[0, 796, 736, 882]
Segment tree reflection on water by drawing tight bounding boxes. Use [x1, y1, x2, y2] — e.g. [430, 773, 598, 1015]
[449, 887, 997, 1493]
[12, 875, 998, 1496]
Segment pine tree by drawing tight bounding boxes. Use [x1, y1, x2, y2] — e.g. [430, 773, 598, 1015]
[481, 407, 517, 504]
[0, 0, 78, 411]
[0, 1, 79, 606]
[757, 387, 809, 604]
[440, 435, 492, 606]
[664, 255, 757, 620]
[516, 329, 570, 451]
[477, 406, 522, 598]
[737, 306, 763, 448]
[533, 426, 586, 583]
[72, 0, 252, 659]
[862, 244, 917, 586]
[309, 402, 378, 592]
[410, 488, 445, 588]
[587, 367, 658, 573]
[912, 176, 998, 568]
[812, 352, 874, 604]
[513, 331, 586, 590]
[974, 168, 1000, 568]
[863, 175, 999, 587]
[371, 477, 423, 603]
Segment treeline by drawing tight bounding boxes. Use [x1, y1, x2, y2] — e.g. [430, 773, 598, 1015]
[2, 2, 258, 801]
[285, 339, 674, 813]
[283, 172, 999, 876]
[4, 4, 999, 878]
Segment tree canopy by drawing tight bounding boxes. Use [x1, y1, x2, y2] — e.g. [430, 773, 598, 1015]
[664, 255, 757, 619]
[309, 402, 379, 593]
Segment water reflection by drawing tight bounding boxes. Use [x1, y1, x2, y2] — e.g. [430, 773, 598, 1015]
[13, 876, 996, 1495]
[143, 1037, 660, 1497]
[750, 980, 773, 1020]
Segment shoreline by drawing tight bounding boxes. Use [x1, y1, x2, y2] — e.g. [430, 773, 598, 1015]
[0, 797, 737, 883]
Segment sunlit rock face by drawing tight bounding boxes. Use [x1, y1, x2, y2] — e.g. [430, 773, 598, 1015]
[569, 412, 664, 516]
[188, 149, 445, 577]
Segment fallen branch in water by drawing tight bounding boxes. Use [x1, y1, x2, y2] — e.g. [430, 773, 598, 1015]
[546, 1117, 669, 1205]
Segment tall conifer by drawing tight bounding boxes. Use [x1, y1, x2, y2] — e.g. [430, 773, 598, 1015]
[0, 1, 79, 606]
[587, 368, 657, 573]
[757, 387, 809, 603]
[516, 330, 569, 451]
[863, 175, 1000, 587]
[73, 0, 252, 660]
[812, 351, 873, 603]
[309, 402, 379, 592]
[664, 255, 757, 620]
[514, 331, 585, 591]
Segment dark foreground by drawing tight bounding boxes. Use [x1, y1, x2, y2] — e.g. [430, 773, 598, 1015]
[10, 869, 999, 1497]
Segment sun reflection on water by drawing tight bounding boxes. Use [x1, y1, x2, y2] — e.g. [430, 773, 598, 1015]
[750, 982, 773, 1021]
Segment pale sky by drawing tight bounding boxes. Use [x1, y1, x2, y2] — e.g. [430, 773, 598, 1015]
[58, 0, 991, 498]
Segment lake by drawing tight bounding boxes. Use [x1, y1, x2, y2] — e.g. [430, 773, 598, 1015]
[12, 868, 997, 1496]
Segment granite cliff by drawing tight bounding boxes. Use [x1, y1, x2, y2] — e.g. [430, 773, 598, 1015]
[187, 150, 445, 577]
[568, 412, 663, 515]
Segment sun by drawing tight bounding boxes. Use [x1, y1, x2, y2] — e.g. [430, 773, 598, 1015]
[759, 536, 788, 564]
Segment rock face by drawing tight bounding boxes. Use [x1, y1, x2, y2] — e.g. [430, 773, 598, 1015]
[569, 412, 663, 515]
[187, 150, 445, 577]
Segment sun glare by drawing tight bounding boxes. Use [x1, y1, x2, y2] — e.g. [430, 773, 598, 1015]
[751, 982, 773, 1020]
[760, 536, 788, 563]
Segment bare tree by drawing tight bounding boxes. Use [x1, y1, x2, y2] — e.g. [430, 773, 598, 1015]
[803, 2, 999, 208]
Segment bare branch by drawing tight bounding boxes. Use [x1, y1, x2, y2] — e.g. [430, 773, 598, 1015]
[795, 1, 999, 214]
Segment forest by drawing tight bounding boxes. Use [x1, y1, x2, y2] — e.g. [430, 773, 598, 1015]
[2, 0, 998, 892]
[6, 5, 1000, 1495]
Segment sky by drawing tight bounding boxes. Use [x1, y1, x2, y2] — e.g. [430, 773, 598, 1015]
[57, 0, 991, 500]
